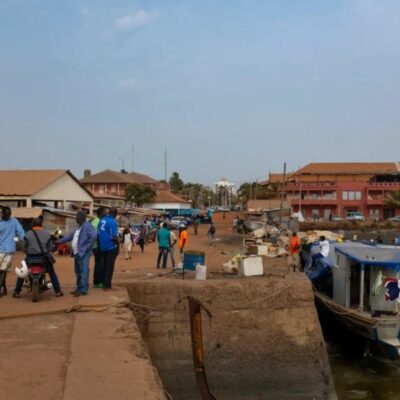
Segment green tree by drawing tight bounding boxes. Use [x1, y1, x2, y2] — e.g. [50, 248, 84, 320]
[126, 184, 156, 207]
[182, 183, 214, 208]
[169, 171, 184, 193]
[238, 181, 277, 204]
[385, 191, 400, 207]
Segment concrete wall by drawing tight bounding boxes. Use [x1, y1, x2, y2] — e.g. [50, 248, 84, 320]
[34, 173, 93, 203]
[127, 277, 337, 400]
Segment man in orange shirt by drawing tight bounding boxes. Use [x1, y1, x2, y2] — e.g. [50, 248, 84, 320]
[288, 232, 300, 272]
[178, 224, 188, 260]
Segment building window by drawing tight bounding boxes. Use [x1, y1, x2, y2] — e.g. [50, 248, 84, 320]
[323, 192, 336, 200]
[342, 191, 361, 201]
[312, 209, 319, 217]
[98, 184, 105, 194]
[370, 209, 380, 219]
[310, 192, 319, 199]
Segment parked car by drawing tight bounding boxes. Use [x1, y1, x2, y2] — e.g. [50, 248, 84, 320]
[387, 216, 400, 222]
[169, 216, 188, 229]
[345, 211, 365, 222]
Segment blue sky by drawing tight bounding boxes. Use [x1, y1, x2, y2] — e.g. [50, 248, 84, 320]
[1, 0, 400, 185]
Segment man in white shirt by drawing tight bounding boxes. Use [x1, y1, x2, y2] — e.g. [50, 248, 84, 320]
[168, 227, 177, 269]
[311, 235, 330, 268]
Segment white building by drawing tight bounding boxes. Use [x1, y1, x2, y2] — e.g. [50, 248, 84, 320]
[0, 170, 94, 214]
[214, 178, 236, 208]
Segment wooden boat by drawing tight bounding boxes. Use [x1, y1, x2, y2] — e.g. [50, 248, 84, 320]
[307, 242, 400, 359]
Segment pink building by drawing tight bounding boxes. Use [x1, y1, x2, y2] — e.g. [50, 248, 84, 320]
[268, 163, 400, 220]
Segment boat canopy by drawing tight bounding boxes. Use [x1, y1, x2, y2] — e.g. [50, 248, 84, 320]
[335, 242, 400, 272]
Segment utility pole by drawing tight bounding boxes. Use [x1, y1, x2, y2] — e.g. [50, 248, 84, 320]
[254, 179, 259, 200]
[164, 147, 167, 182]
[131, 145, 135, 172]
[279, 162, 287, 225]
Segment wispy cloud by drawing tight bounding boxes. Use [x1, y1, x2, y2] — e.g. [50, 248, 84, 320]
[81, 7, 89, 16]
[115, 10, 160, 31]
[118, 78, 137, 89]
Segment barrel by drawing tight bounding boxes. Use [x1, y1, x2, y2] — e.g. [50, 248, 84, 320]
[183, 250, 205, 271]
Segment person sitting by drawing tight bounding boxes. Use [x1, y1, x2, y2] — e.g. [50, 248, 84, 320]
[13, 218, 63, 298]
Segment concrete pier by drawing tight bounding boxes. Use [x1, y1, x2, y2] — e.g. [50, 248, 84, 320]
[127, 275, 337, 400]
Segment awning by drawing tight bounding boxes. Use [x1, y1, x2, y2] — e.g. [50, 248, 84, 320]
[11, 207, 43, 219]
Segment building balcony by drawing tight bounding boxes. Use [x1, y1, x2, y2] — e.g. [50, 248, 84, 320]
[288, 199, 338, 206]
[367, 182, 400, 188]
[366, 199, 385, 206]
[285, 182, 337, 191]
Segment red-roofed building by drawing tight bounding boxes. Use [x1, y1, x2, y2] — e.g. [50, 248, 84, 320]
[81, 169, 168, 197]
[282, 162, 400, 220]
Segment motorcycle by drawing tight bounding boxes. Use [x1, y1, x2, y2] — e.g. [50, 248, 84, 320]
[28, 264, 46, 302]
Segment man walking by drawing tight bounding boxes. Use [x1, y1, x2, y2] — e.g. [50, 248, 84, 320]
[98, 207, 119, 290]
[207, 223, 216, 246]
[56, 210, 96, 296]
[0, 207, 25, 297]
[157, 223, 170, 269]
[137, 224, 146, 253]
[193, 215, 200, 235]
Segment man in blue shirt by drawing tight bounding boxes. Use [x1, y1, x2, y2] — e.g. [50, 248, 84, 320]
[98, 207, 119, 290]
[0, 206, 25, 296]
[56, 210, 97, 296]
[157, 223, 170, 269]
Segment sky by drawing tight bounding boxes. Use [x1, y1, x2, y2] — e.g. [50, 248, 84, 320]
[1, 0, 400, 186]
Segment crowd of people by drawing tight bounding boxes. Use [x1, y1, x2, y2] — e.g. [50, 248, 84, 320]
[0, 206, 123, 299]
[0, 206, 219, 299]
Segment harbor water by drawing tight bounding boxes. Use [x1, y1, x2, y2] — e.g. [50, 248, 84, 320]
[320, 309, 400, 399]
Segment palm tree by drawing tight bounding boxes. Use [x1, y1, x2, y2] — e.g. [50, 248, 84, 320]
[384, 191, 400, 207]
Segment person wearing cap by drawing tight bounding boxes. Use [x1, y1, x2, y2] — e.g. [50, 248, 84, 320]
[56, 210, 97, 296]
[178, 224, 188, 260]
[0, 206, 25, 297]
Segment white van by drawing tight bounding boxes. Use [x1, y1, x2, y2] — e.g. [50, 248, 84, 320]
[346, 211, 365, 221]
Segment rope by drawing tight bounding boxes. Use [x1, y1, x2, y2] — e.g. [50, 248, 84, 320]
[313, 290, 377, 325]
[0, 303, 111, 321]
[0, 282, 301, 321]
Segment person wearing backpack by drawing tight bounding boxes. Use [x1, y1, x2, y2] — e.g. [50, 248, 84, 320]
[207, 223, 216, 246]
[13, 218, 63, 298]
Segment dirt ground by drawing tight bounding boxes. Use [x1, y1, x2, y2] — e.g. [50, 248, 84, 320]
[0, 213, 299, 400]
[0, 213, 272, 399]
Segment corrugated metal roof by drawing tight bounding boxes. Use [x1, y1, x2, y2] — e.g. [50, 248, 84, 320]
[0, 170, 67, 196]
[154, 191, 191, 203]
[81, 169, 158, 184]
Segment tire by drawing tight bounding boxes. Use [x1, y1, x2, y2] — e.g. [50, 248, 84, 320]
[32, 279, 39, 303]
